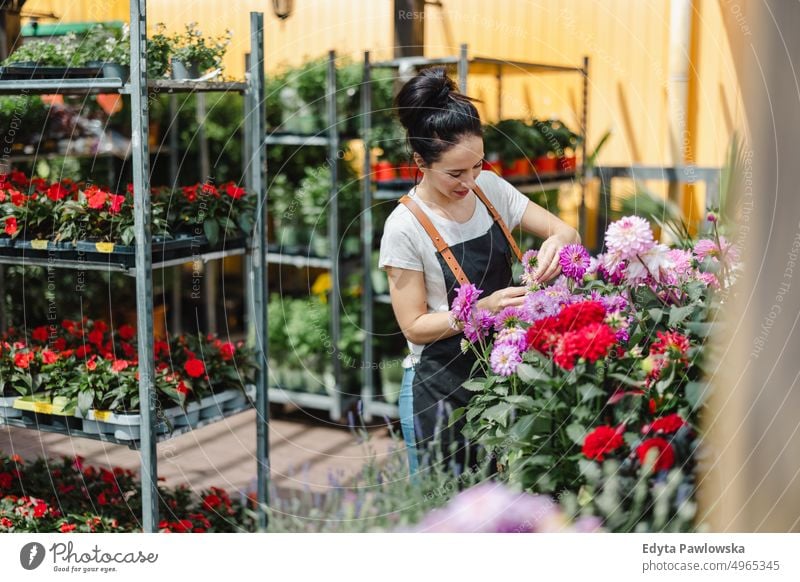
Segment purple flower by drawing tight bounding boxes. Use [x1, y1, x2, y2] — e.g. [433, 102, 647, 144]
[490, 343, 522, 376]
[523, 284, 572, 321]
[520, 249, 540, 287]
[412, 482, 596, 533]
[494, 306, 527, 330]
[558, 243, 591, 281]
[464, 308, 495, 343]
[449, 284, 483, 329]
[495, 326, 527, 351]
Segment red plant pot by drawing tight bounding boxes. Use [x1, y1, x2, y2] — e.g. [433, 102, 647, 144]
[482, 159, 503, 175]
[372, 161, 396, 182]
[502, 158, 529, 177]
[396, 163, 416, 180]
[535, 155, 558, 174]
[558, 155, 577, 172]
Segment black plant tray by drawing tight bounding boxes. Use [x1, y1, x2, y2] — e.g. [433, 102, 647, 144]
[0, 235, 247, 269]
[0, 65, 104, 81]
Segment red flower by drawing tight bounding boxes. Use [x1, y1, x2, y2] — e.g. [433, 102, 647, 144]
[646, 413, 686, 435]
[111, 359, 129, 372]
[92, 320, 108, 334]
[176, 381, 190, 396]
[88, 329, 104, 347]
[650, 330, 690, 362]
[582, 425, 625, 461]
[47, 183, 68, 201]
[14, 351, 34, 369]
[97, 492, 108, 506]
[556, 300, 606, 332]
[184, 358, 205, 378]
[41, 350, 58, 365]
[87, 188, 108, 209]
[636, 437, 676, 472]
[33, 501, 49, 518]
[108, 194, 126, 214]
[225, 183, 246, 199]
[86, 355, 98, 371]
[554, 323, 617, 370]
[154, 340, 170, 358]
[32, 326, 49, 342]
[525, 316, 560, 354]
[0, 517, 13, 528]
[75, 345, 92, 358]
[203, 494, 222, 510]
[121, 342, 135, 358]
[201, 182, 218, 196]
[60, 522, 77, 533]
[10, 190, 24, 206]
[53, 337, 67, 351]
[219, 342, 235, 361]
[0, 471, 13, 489]
[4, 216, 18, 236]
[118, 324, 135, 340]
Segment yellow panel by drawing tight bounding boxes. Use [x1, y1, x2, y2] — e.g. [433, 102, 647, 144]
[19, 0, 740, 171]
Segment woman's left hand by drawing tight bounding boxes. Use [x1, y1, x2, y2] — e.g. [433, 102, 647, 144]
[533, 233, 574, 283]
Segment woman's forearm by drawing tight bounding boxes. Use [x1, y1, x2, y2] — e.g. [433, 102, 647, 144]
[403, 311, 461, 345]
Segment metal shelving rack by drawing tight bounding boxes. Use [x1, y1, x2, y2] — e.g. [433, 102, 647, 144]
[0, 5, 270, 532]
[263, 51, 361, 421]
[359, 44, 589, 421]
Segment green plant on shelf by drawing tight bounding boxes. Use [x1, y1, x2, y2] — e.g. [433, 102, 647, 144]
[170, 22, 231, 76]
[3, 39, 75, 67]
[76, 24, 131, 67]
[483, 119, 544, 164]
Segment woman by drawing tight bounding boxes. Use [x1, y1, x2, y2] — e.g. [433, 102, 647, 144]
[379, 67, 580, 475]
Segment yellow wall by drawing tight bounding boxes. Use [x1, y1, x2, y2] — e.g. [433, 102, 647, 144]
[22, 0, 741, 168]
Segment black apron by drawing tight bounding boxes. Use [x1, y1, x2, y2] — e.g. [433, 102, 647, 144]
[412, 212, 515, 472]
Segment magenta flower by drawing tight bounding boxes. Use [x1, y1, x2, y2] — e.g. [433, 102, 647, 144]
[464, 308, 495, 343]
[490, 343, 522, 376]
[495, 326, 527, 351]
[558, 243, 591, 281]
[494, 306, 527, 330]
[694, 236, 739, 265]
[449, 284, 483, 329]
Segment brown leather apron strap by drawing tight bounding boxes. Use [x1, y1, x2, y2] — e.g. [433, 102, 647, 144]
[398, 195, 471, 285]
[472, 184, 524, 263]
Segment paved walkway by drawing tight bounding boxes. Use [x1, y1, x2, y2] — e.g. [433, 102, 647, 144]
[0, 407, 397, 498]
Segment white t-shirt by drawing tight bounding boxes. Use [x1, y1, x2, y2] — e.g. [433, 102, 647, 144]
[378, 170, 530, 365]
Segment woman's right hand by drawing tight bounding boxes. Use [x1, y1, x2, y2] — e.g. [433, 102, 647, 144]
[478, 286, 527, 314]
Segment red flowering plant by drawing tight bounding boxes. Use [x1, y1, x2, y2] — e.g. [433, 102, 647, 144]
[446, 215, 739, 532]
[1, 451, 256, 532]
[55, 184, 169, 245]
[163, 333, 258, 402]
[161, 180, 256, 246]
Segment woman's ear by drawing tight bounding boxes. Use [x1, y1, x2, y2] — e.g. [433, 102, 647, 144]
[412, 152, 425, 170]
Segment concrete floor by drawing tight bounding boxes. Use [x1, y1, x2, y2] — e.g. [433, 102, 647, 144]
[0, 406, 398, 498]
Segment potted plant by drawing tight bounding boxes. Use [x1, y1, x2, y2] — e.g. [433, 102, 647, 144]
[147, 23, 172, 79]
[81, 24, 130, 80]
[170, 23, 231, 80]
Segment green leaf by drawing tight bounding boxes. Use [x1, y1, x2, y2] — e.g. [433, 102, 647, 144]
[608, 373, 643, 388]
[448, 407, 466, 426]
[504, 395, 535, 409]
[509, 414, 537, 440]
[482, 402, 514, 427]
[238, 214, 253, 234]
[462, 379, 486, 392]
[685, 321, 714, 338]
[686, 381, 711, 410]
[566, 423, 587, 445]
[121, 225, 135, 246]
[77, 389, 94, 416]
[516, 363, 549, 383]
[203, 219, 220, 245]
[647, 308, 664, 323]
[668, 305, 696, 327]
[578, 383, 606, 403]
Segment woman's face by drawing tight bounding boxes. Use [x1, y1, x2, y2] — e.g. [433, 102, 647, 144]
[417, 134, 484, 202]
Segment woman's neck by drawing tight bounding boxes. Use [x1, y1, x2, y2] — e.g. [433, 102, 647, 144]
[414, 177, 475, 222]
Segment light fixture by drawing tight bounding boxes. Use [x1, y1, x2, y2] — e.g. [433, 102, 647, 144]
[272, 0, 294, 21]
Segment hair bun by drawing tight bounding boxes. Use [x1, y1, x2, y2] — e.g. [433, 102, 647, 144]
[396, 67, 459, 130]
[394, 66, 482, 164]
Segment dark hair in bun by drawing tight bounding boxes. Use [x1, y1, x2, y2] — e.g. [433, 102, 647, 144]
[394, 67, 482, 165]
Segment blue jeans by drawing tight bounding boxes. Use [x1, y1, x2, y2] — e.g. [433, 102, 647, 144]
[399, 366, 420, 476]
